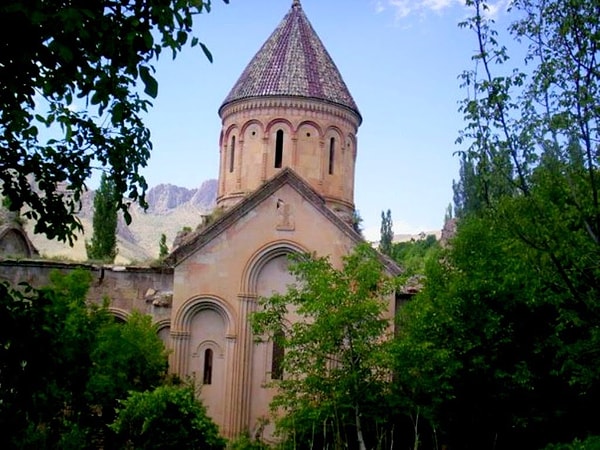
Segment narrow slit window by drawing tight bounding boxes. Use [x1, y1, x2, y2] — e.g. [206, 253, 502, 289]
[203, 348, 213, 385]
[229, 136, 236, 173]
[328, 137, 335, 175]
[271, 329, 284, 380]
[274, 130, 284, 168]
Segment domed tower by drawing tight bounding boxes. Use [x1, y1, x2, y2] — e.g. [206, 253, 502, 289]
[217, 0, 362, 222]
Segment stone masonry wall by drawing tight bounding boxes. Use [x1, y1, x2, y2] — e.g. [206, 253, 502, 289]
[0, 260, 174, 324]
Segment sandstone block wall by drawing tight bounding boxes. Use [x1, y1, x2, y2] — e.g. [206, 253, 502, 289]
[0, 260, 174, 324]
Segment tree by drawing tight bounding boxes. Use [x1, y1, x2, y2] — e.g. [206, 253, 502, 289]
[393, 215, 585, 449]
[0, 0, 227, 244]
[443, 202, 453, 224]
[111, 384, 226, 450]
[251, 244, 396, 450]
[86, 173, 118, 262]
[390, 234, 439, 277]
[455, 0, 600, 395]
[86, 311, 169, 442]
[0, 270, 105, 448]
[159, 233, 169, 259]
[0, 270, 170, 448]
[379, 209, 393, 256]
[399, 1, 600, 446]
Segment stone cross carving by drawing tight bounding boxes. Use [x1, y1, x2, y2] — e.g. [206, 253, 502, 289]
[276, 199, 295, 231]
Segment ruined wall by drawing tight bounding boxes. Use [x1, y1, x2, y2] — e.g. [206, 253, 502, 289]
[0, 260, 173, 324]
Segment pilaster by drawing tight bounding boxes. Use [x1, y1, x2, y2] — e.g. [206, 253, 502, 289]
[169, 330, 191, 376]
[227, 293, 258, 436]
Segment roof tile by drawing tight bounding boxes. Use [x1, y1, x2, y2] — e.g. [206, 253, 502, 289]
[220, 1, 360, 118]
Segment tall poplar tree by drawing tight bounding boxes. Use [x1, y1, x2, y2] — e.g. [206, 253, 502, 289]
[86, 173, 118, 262]
[393, 0, 600, 447]
[379, 209, 393, 256]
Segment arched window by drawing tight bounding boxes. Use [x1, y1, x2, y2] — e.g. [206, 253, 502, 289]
[229, 136, 236, 173]
[274, 129, 284, 168]
[271, 329, 284, 380]
[203, 348, 213, 385]
[328, 137, 335, 175]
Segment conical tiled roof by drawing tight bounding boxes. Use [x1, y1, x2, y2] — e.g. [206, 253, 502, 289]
[220, 0, 360, 120]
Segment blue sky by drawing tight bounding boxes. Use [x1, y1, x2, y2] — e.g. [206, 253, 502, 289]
[141, 0, 511, 240]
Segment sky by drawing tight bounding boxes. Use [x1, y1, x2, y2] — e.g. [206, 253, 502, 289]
[140, 0, 511, 240]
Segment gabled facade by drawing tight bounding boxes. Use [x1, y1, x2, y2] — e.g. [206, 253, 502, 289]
[0, 1, 400, 441]
[167, 169, 376, 438]
[162, 1, 396, 439]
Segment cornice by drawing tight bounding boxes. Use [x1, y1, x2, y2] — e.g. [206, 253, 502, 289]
[219, 96, 362, 129]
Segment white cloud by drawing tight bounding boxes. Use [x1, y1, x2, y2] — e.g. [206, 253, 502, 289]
[483, 0, 512, 18]
[423, 0, 458, 12]
[375, 0, 508, 21]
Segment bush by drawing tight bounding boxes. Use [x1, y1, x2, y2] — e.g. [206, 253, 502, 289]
[111, 384, 226, 450]
[228, 432, 270, 450]
[543, 436, 600, 450]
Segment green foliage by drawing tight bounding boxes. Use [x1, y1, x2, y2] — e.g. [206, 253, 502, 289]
[443, 202, 453, 224]
[396, 211, 600, 448]
[425, 1, 600, 445]
[544, 436, 600, 450]
[228, 432, 270, 450]
[395, 217, 549, 447]
[86, 311, 168, 414]
[0, 270, 170, 448]
[390, 234, 439, 276]
[352, 209, 364, 235]
[0, 0, 228, 243]
[86, 172, 118, 262]
[251, 244, 396, 450]
[0, 270, 103, 448]
[111, 384, 226, 450]
[379, 209, 393, 256]
[159, 233, 169, 259]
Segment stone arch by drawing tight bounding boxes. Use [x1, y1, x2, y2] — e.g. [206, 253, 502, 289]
[173, 295, 236, 336]
[107, 307, 130, 323]
[238, 119, 265, 184]
[325, 126, 343, 143]
[240, 240, 308, 294]
[324, 126, 343, 178]
[265, 120, 294, 176]
[296, 120, 324, 139]
[265, 118, 293, 135]
[174, 296, 235, 426]
[195, 339, 224, 357]
[223, 125, 240, 176]
[223, 123, 240, 142]
[0, 225, 38, 258]
[155, 318, 171, 348]
[296, 121, 323, 183]
[240, 119, 265, 138]
[242, 241, 307, 433]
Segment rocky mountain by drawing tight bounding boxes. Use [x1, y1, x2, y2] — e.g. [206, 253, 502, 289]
[25, 180, 218, 264]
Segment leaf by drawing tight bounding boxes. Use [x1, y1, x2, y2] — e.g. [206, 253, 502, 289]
[200, 43, 213, 63]
[139, 66, 158, 99]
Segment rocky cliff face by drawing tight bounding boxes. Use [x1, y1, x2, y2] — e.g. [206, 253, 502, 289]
[146, 180, 216, 214]
[25, 180, 218, 264]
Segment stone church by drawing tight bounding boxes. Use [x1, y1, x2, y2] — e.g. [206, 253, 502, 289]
[0, 0, 401, 440]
